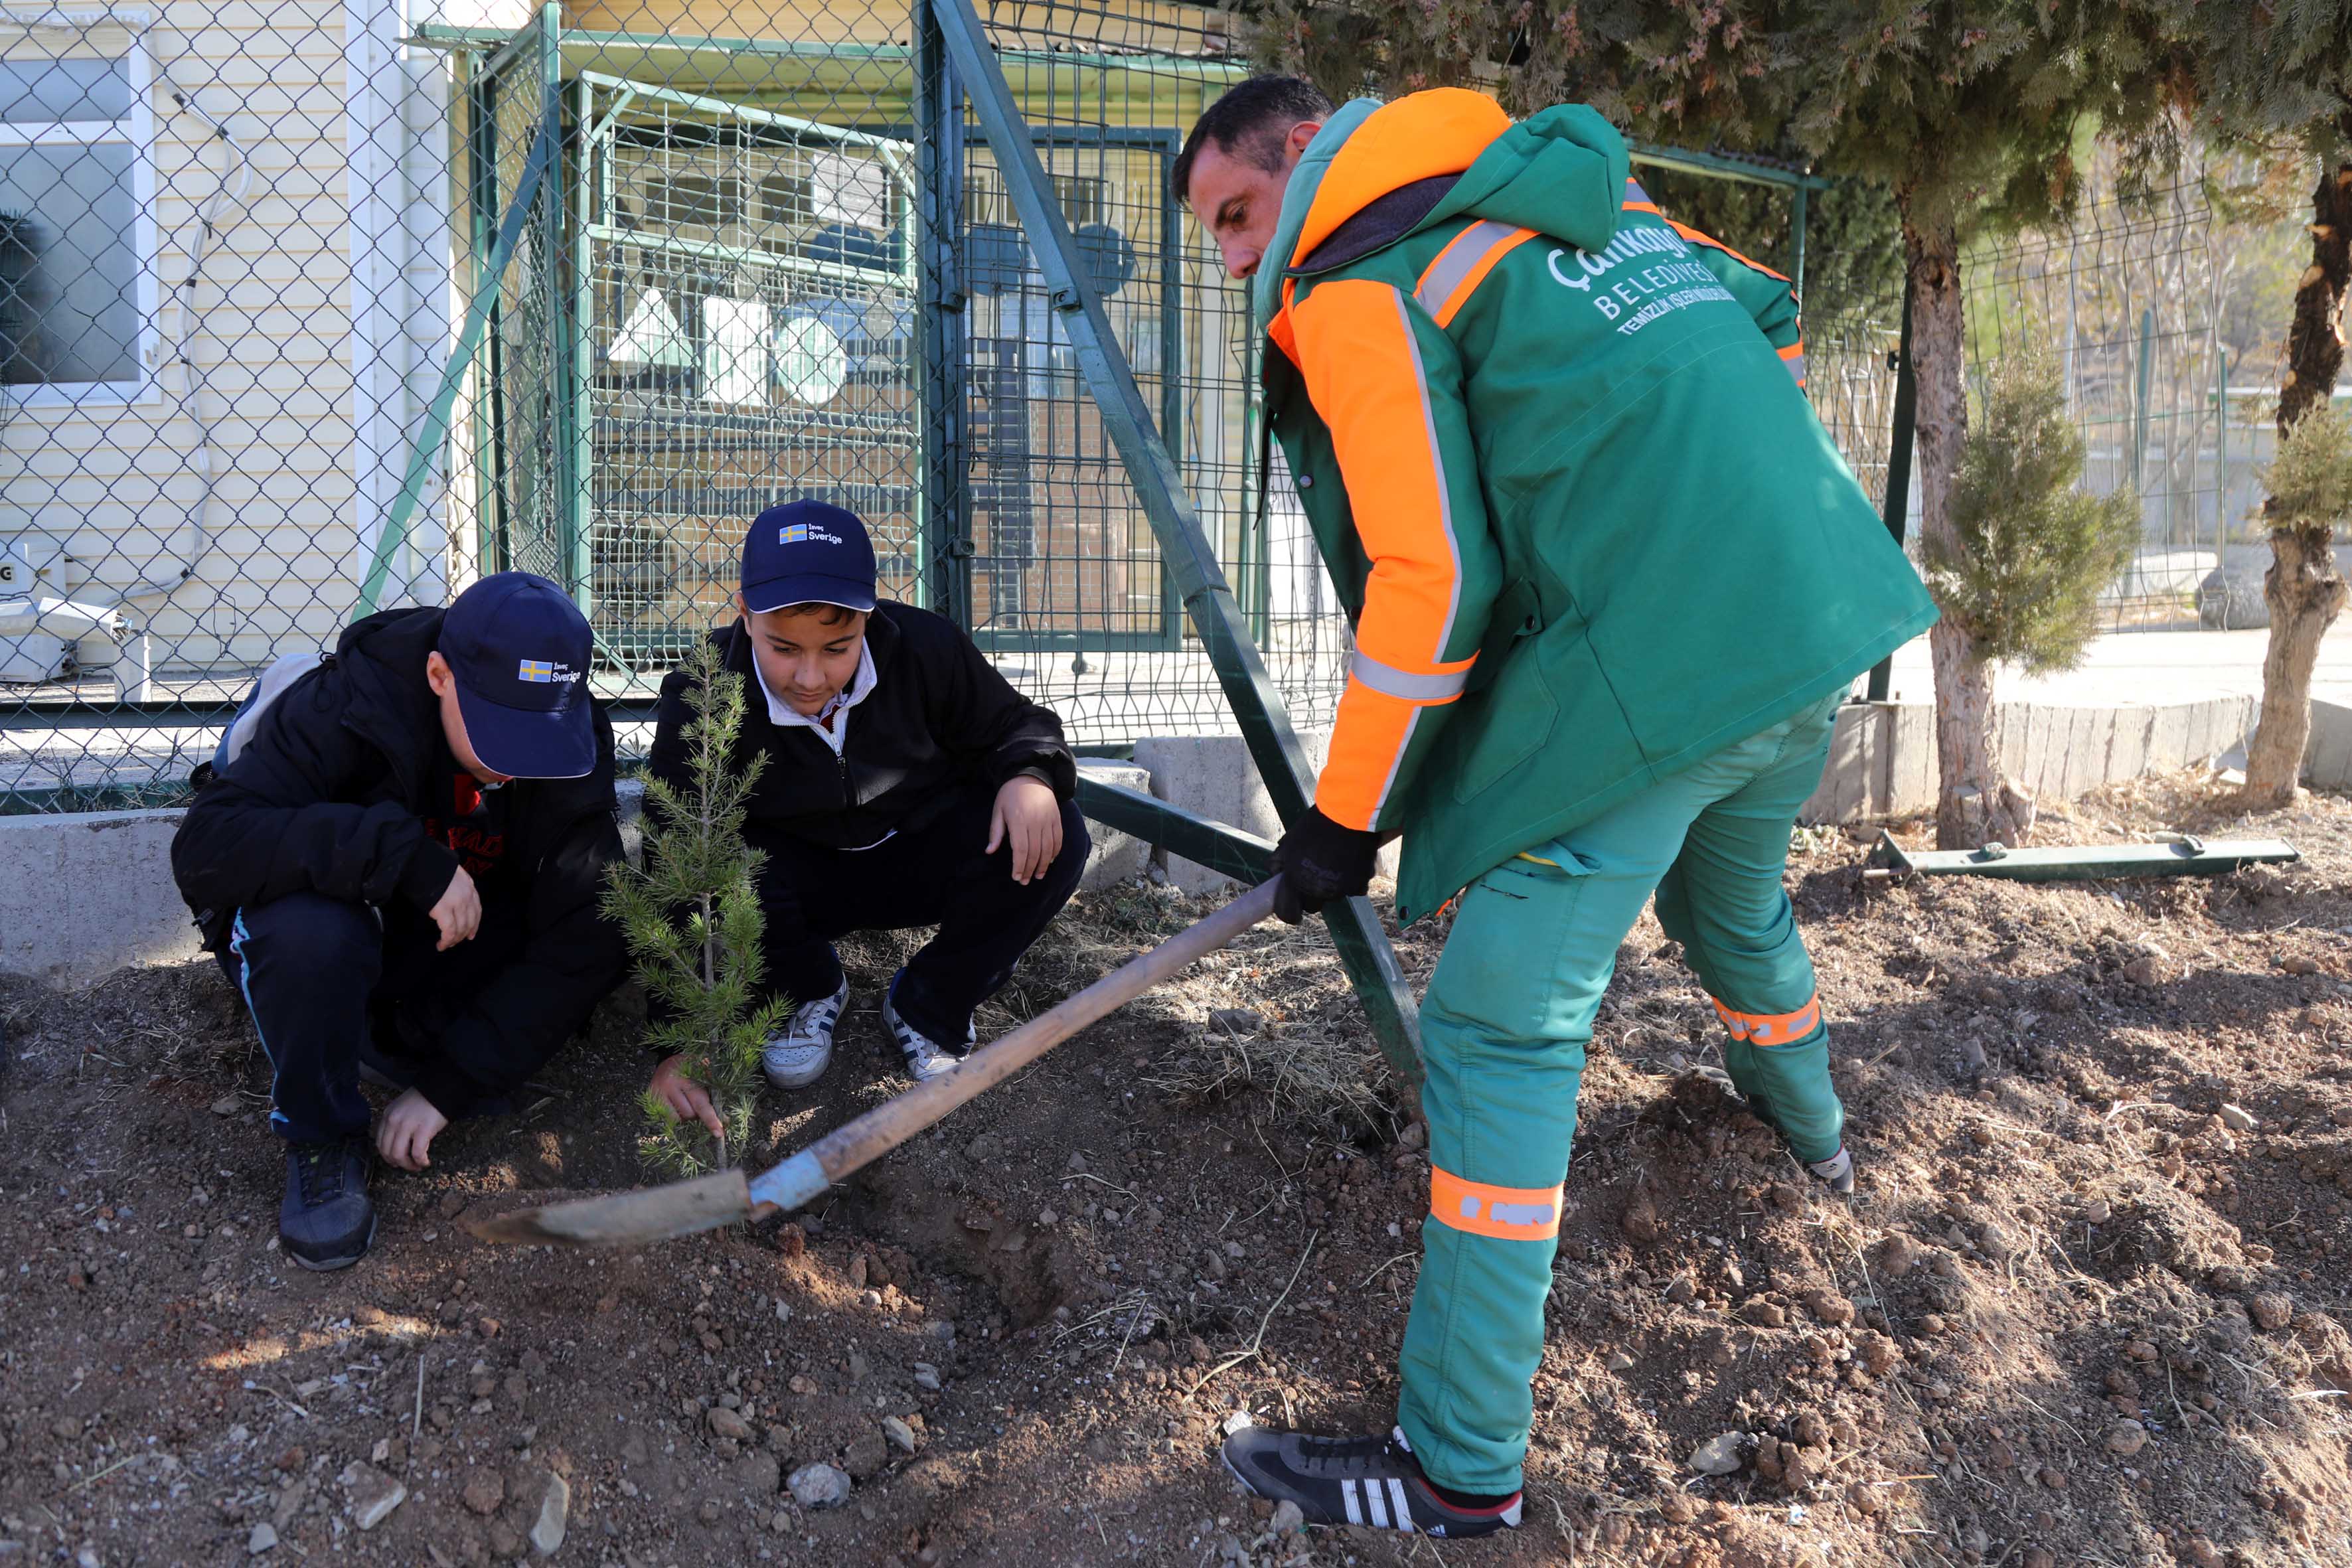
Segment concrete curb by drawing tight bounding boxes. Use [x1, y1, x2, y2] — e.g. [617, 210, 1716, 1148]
[1, 809, 205, 985]
[1798, 695, 2260, 823]
[7, 695, 2344, 986]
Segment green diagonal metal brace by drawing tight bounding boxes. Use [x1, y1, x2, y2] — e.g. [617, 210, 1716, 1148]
[925, 0, 1422, 1083]
[1075, 774, 1274, 889]
[356, 119, 556, 615]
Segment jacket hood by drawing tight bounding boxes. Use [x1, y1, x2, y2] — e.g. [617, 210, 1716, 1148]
[329, 606, 451, 798]
[1255, 92, 1632, 332]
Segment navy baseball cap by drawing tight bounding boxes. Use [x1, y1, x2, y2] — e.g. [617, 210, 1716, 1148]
[437, 572, 597, 779]
[742, 499, 878, 615]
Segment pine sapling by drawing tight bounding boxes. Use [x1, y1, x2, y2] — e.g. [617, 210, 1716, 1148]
[1928, 347, 2142, 676]
[604, 640, 788, 1176]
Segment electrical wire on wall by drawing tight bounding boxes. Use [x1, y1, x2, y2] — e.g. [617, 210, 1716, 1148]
[116, 19, 252, 614]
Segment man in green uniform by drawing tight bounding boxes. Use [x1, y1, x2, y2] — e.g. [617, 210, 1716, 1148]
[1176, 77, 1938, 1537]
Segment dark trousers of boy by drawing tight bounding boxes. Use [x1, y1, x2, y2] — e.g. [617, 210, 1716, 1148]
[757, 782, 1090, 1041]
[216, 893, 526, 1140]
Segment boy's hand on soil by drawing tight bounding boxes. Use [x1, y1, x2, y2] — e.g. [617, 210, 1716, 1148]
[430, 866, 481, 951]
[376, 1088, 449, 1172]
[987, 775, 1063, 885]
[649, 1054, 726, 1137]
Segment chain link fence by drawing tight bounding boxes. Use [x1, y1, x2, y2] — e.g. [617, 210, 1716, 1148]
[0, 0, 2233, 815]
[1964, 167, 2236, 633]
[1, 0, 1353, 811]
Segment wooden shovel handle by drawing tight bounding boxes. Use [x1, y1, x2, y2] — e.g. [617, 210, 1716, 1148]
[750, 878, 1281, 1214]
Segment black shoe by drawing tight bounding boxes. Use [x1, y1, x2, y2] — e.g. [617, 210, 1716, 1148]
[280, 1138, 376, 1271]
[1221, 1420, 1522, 1538]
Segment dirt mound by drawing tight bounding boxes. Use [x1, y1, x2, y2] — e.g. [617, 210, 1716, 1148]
[3, 771, 2350, 1567]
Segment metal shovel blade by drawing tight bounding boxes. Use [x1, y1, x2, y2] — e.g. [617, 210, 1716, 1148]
[465, 1169, 751, 1248]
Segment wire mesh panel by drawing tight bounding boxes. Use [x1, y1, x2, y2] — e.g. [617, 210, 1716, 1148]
[570, 71, 917, 670]
[1806, 315, 1905, 516]
[923, 1, 1350, 744]
[1964, 170, 2228, 631]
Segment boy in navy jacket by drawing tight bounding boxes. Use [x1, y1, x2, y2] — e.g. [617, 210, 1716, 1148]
[643, 501, 1088, 1125]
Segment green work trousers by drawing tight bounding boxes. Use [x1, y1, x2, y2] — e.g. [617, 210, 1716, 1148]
[1397, 694, 1845, 1494]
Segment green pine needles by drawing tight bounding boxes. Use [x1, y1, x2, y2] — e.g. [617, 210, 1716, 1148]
[604, 640, 788, 1177]
[2263, 402, 2352, 542]
[1928, 348, 2144, 676]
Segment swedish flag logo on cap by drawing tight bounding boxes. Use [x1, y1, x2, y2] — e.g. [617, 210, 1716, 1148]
[517, 659, 556, 682]
[781, 524, 811, 544]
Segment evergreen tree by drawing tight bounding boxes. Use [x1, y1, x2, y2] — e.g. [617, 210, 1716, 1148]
[603, 640, 787, 1176]
[1929, 347, 2141, 679]
[2152, 1, 2352, 803]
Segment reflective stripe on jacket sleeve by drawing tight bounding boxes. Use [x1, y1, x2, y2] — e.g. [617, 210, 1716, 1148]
[1288, 279, 1495, 831]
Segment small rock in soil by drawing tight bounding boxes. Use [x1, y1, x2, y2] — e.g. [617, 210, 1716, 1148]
[912, 1362, 941, 1391]
[1207, 1008, 1263, 1036]
[2250, 1293, 2294, 1331]
[707, 1405, 752, 1441]
[1688, 1431, 1745, 1476]
[843, 1429, 890, 1479]
[1620, 1192, 1662, 1243]
[246, 1523, 277, 1556]
[882, 1416, 917, 1454]
[733, 1452, 781, 1498]
[1802, 1289, 1855, 1327]
[1605, 1351, 1636, 1373]
[461, 1468, 504, 1516]
[1877, 1233, 1917, 1275]
[528, 1472, 568, 1555]
[341, 1464, 406, 1531]
[1271, 1499, 1304, 1535]
[788, 1462, 850, 1510]
[2105, 1420, 2148, 1456]
[2219, 1103, 2256, 1131]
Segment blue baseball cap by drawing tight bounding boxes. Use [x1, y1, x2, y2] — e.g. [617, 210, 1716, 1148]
[437, 572, 597, 779]
[742, 499, 878, 615]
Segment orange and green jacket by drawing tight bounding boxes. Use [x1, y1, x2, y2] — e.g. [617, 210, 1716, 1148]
[1255, 90, 1937, 921]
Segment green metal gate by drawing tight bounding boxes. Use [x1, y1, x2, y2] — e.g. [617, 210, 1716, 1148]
[451, 11, 922, 671]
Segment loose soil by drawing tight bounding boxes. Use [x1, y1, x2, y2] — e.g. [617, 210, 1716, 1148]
[4, 771, 2351, 1568]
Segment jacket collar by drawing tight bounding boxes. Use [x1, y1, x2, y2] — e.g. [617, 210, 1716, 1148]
[725, 601, 903, 737]
[331, 605, 449, 804]
[1254, 90, 1512, 335]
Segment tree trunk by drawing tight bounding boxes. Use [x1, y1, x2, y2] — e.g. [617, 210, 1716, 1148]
[1905, 211, 2035, 849]
[2244, 136, 2352, 807]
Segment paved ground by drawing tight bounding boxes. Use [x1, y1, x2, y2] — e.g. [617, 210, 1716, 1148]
[1872, 620, 2352, 709]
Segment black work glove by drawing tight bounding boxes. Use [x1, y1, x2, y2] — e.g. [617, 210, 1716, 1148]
[1270, 807, 1381, 925]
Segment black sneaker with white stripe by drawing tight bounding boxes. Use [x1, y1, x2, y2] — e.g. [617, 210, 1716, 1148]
[1221, 1421, 1522, 1538]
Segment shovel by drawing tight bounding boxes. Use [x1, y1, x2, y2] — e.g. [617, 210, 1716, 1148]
[468, 878, 1281, 1249]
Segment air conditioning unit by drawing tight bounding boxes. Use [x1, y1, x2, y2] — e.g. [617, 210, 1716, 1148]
[1, 532, 119, 682]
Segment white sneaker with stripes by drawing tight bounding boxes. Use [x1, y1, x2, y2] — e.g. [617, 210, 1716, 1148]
[1219, 1417, 1523, 1538]
[761, 977, 849, 1091]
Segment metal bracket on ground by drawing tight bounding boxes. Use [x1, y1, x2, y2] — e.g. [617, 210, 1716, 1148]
[1861, 830, 2300, 884]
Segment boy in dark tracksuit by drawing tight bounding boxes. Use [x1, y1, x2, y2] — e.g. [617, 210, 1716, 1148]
[641, 500, 1087, 1127]
[173, 572, 625, 1270]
